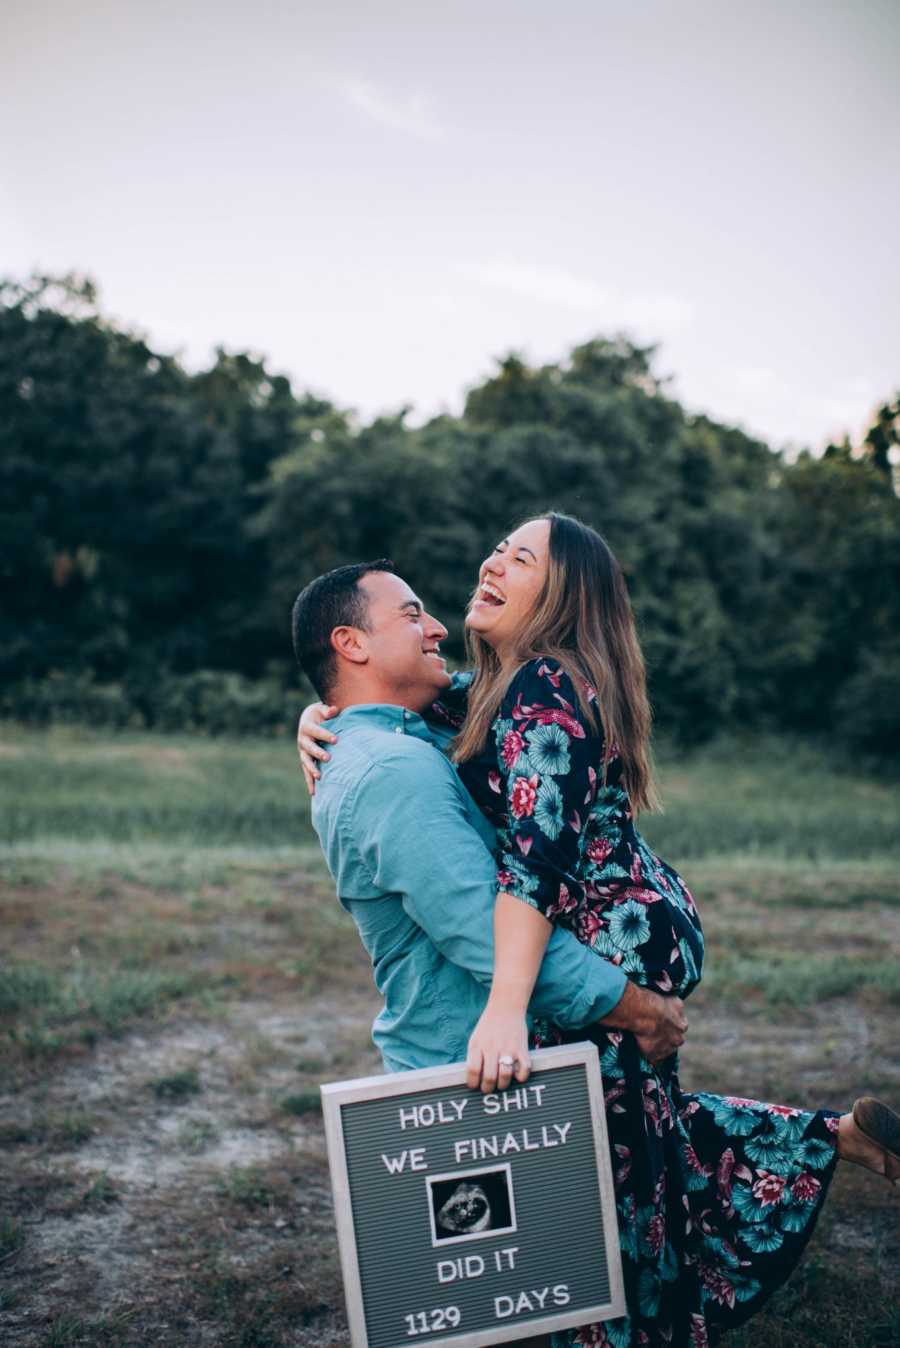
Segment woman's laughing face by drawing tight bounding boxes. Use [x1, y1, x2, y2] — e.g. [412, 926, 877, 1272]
[465, 518, 550, 660]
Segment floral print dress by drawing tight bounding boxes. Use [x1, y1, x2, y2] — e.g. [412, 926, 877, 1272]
[439, 659, 839, 1348]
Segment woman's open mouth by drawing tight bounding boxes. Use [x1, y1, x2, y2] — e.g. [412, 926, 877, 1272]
[477, 582, 506, 607]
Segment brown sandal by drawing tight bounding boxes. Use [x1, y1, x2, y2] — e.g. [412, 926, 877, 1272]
[852, 1097, 900, 1185]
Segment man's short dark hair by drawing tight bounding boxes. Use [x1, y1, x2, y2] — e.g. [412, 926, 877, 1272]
[292, 560, 395, 700]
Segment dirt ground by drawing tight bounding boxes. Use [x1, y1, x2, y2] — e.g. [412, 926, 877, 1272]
[1, 998, 377, 1346]
[1, 855, 899, 1347]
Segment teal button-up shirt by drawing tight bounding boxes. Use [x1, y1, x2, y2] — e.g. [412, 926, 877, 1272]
[310, 702, 627, 1072]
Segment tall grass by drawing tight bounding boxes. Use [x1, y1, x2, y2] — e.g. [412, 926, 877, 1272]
[2, 725, 899, 859]
[642, 734, 900, 860]
[0, 727, 315, 846]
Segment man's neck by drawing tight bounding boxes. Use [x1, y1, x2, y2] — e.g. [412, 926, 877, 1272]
[332, 682, 434, 717]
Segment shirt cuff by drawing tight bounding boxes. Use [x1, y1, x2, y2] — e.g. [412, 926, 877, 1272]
[563, 957, 627, 1026]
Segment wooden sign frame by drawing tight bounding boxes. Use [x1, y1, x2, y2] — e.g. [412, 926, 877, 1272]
[321, 1042, 625, 1348]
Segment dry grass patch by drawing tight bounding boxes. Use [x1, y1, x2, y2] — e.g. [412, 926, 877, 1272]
[0, 859, 367, 1081]
[2, 733, 899, 1346]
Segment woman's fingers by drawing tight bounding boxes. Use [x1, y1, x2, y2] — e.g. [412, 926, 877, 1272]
[513, 1054, 532, 1084]
[297, 728, 334, 762]
[465, 1045, 485, 1091]
[296, 707, 339, 761]
[296, 705, 341, 797]
[301, 758, 317, 797]
[466, 1022, 531, 1094]
[496, 1056, 515, 1092]
[303, 740, 331, 762]
[309, 722, 338, 749]
[479, 1054, 498, 1094]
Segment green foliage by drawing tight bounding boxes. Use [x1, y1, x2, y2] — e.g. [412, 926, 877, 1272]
[217, 1165, 274, 1209]
[280, 1089, 322, 1116]
[2, 274, 899, 745]
[0, 958, 206, 1057]
[834, 646, 900, 758]
[82, 1171, 119, 1206]
[0, 672, 139, 729]
[0, 1214, 23, 1260]
[148, 1067, 202, 1100]
[0, 668, 308, 735]
[0, 273, 313, 693]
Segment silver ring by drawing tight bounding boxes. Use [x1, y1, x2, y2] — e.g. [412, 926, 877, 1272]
[498, 1055, 516, 1068]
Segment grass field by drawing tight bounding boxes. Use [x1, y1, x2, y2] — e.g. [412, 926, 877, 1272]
[1, 727, 898, 1347]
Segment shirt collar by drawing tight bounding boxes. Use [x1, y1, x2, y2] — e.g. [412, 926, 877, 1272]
[330, 702, 436, 743]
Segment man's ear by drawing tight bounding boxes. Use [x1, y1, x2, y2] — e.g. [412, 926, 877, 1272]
[331, 626, 369, 666]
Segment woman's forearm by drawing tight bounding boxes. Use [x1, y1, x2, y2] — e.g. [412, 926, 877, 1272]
[487, 891, 553, 1011]
[466, 891, 551, 1090]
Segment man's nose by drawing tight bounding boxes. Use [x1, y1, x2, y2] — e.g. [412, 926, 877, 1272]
[424, 611, 448, 641]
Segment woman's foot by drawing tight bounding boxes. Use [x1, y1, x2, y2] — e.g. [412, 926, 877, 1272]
[837, 1098, 900, 1184]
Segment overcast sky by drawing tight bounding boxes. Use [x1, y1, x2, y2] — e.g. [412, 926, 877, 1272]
[2, 0, 897, 450]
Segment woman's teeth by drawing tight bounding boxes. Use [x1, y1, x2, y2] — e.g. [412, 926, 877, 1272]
[480, 582, 505, 606]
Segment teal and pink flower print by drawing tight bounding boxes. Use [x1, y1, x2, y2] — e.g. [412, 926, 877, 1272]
[608, 898, 652, 951]
[534, 778, 565, 839]
[509, 772, 539, 818]
[500, 729, 526, 770]
[467, 659, 704, 997]
[526, 721, 572, 776]
[455, 658, 839, 1347]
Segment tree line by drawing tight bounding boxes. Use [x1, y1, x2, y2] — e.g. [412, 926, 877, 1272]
[2, 273, 898, 754]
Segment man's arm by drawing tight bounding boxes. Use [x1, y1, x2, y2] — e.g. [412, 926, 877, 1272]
[601, 978, 688, 1062]
[350, 749, 630, 1028]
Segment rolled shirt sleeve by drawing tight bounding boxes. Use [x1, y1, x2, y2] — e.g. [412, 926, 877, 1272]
[349, 747, 626, 1025]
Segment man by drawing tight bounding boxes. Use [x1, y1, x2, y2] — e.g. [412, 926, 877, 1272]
[291, 560, 687, 1079]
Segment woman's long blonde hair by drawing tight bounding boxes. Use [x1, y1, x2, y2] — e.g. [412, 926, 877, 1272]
[453, 513, 659, 814]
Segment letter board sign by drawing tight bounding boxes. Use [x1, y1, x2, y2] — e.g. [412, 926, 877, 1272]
[321, 1042, 625, 1347]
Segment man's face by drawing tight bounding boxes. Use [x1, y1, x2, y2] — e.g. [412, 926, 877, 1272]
[355, 571, 451, 707]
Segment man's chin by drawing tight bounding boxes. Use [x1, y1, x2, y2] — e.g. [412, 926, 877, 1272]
[423, 653, 452, 689]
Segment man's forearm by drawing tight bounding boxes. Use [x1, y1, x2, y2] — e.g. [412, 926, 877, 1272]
[597, 979, 657, 1036]
[598, 979, 689, 1063]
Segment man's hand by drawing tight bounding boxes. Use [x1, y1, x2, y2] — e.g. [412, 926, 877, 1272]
[600, 980, 688, 1064]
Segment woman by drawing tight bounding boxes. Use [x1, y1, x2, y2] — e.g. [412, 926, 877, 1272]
[299, 513, 899, 1347]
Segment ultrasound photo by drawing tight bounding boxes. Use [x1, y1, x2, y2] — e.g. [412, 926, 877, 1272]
[427, 1166, 516, 1244]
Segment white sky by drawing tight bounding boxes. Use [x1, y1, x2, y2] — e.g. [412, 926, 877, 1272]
[2, 0, 898, 450]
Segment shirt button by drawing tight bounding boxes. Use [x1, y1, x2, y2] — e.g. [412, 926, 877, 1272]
[394, 726, 404, 735]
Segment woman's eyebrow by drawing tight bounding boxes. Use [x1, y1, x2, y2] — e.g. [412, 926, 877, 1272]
[514, 546, 537, 561]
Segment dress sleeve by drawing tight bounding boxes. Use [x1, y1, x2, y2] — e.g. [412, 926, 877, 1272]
[425, 669, 472, 731]
[493, 658, 602, 922]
